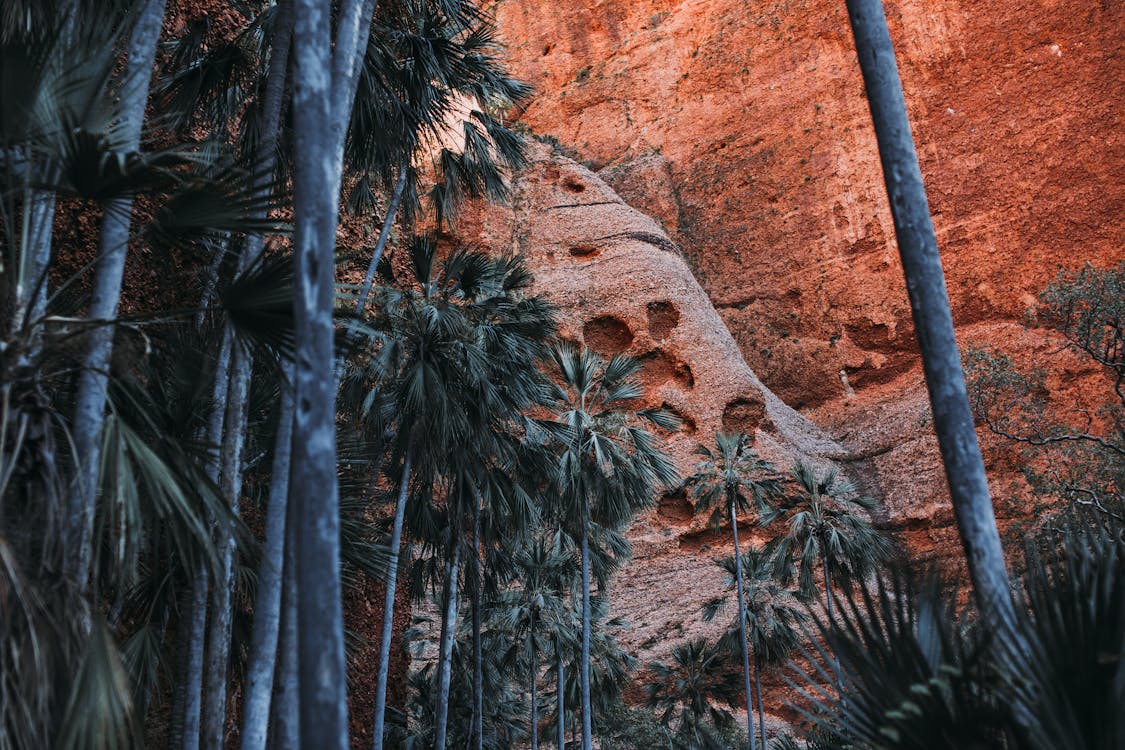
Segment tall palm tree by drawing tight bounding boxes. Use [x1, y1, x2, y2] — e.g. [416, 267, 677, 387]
[490, 538, 574, 750]
[686, 432, 780, 749]
[841, 0, 1014, 627]
[0, 4, 283, 746]
[767, 460, 892, 613]
[543, 343, 680, 750]
[704, 548, 806, 750]
[68, 0, 168, 593]
[342, 237, 556, 749]
[289, 0, 377, 747]
[644, 638, 742, 749]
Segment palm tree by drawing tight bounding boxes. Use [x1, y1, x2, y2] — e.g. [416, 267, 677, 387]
[490, 538, 575, 750]
[685, 432, 780, 749]
[289, 0, 378, 745]
[767, 461, 892, 614]
[841, 0, 1014, 627]
[342, 237, 556, 749]
[645, 638, 742, 749]
[766, 460, 892, 694]
[704, 548, 806, 750]
[543, 343, 680, 750]
[68, 0, 168, 593]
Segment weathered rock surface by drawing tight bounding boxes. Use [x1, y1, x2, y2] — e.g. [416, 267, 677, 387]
[484, 0, 1124, 605]
[494, 0, 1123, 405]
[460, 143, 867, 671]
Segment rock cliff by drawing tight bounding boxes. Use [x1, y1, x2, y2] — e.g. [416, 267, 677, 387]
[482, 0, 1123, 562]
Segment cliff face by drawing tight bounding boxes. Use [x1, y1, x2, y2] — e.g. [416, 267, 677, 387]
[482, 0, 1123, 556]
[493, 0, 1122, 406]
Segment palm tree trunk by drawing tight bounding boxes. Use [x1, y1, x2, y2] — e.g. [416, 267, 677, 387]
[202, 347, 251, 749]
[370, 449, 412, 750]
[236, 5, 294, 743]
[471, 497, 484, 750]
[240, 372, 294, 750]
[754, 652, 766, 750]
[730, 501, 757, 750]
[68, 0, 168, 591]
[182, 326, 233, 750]
[842, 0, 1014, 628]
[21, 189, 54, 332]
[169, 592, 191, 749]
[273, 478, 301, 750]
[290, 0, 366, 744]
[236, 1, 296, 713]
[355, 166, 407, 314]
[242, 0, 293, 264]
[556, 645, 565, 750]
[289, 0, 379, 743]
[822, 557, 844, 695]
[579, 501, 593, 750]
[529, 613, 538, 750]
[433, 543, 461, 750]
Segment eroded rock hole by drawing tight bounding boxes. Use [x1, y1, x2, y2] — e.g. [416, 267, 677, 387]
[562, 177, 586, 193]
[646, 300, 680, 341]
[568, 244, 601, 258]
[721, 396, 766, 436]
[638, 350, 694, 389]
[582, 315, 633, 354]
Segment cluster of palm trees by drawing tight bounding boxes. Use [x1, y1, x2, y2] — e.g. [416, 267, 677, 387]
[639, 434, 892, 750]
[0, 0, 607, 748]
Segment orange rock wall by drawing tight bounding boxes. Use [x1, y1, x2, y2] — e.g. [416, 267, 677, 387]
[492, 0, 1124, 408]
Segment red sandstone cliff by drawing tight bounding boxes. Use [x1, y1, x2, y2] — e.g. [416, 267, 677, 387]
[483, 0, 1123, 557]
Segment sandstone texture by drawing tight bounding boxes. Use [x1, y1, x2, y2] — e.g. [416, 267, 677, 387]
[485, 0, 1124, 569]
[468, 0, 1124, 725]
[460, 143, 871, 676]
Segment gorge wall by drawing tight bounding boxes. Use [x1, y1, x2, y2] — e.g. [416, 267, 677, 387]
[479, 0, 1123, 561]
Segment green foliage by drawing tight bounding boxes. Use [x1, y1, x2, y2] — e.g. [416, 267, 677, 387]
[788, 519, 1125, 749]
[965, 262, 1124, 523]
[765, 461, 893, 598]
[706, 548, 806, 666]
[645, 638, 740, 735]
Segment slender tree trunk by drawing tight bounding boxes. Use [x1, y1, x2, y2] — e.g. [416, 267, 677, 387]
[433, 544, 461, 750]
[579, 502, 593, 750]
[68, 0, 168, 590]
[530, 613, 538, 750]
[182, 327, 233, 750]
[842, 0, 1014, 628]
[181, 565, 210, 750]
[371, 450, 412, 750]
[355, 166, 407, 314]
[822, 556, 844, 696]
[555, 645, 565, 750]
[289, 0, 379, 744]
[754, 652, 766, 750]
[471, 498, 484, 750]
[168, 592, 191, 750]
[242, 0, 293, 265]
[240, 370, 294, 750]
[730, 501, 757, 750]
[237, 6, 294, 744]
[272, 479, 301, 750]
[202, 347, 251, 749]
[22, 190, 55, 331]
